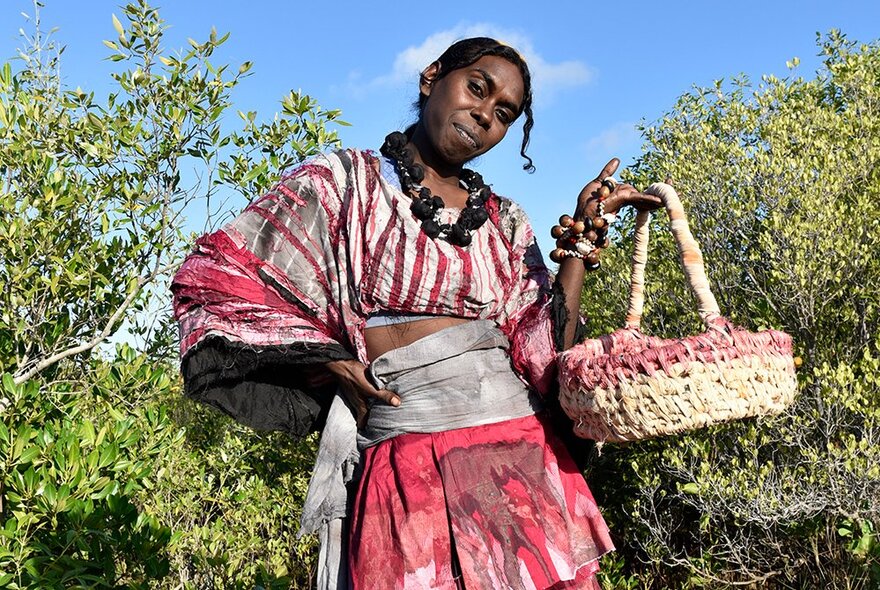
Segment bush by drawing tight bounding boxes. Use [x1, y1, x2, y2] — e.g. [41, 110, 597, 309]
[142, 394, 319, 589]
[587, 31, 880, 588]
[0, 2, 342, 587]
[0, 349, 179, 588]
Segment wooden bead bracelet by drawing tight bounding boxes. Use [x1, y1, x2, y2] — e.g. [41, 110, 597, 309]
[549, 177, 618, 269]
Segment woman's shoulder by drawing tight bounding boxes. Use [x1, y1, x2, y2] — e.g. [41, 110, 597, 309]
[323, 147, 379, 168]
[493, 193, 526, 220]
[277, 148, 381, 196]
[286, 147, 377, 177]
[491, 192, 536, 247]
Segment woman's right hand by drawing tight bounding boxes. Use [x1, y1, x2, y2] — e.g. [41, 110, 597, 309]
[325, 359, 400, 427]
[574, 158, 662, 219]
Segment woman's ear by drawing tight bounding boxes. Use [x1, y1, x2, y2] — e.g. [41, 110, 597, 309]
[419, 61, 441, 97]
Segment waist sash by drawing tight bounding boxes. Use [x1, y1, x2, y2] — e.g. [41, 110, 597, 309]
[360, 320, 540, 448]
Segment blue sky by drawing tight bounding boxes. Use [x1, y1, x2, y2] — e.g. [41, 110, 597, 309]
[2, 0, 879, 256]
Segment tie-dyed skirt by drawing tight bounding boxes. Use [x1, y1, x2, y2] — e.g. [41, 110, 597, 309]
[349, 413, 613, 589]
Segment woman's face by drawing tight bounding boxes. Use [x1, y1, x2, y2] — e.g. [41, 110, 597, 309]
[418, 55, 525, 166]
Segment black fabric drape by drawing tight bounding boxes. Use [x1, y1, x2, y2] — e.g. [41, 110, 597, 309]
[181, 336, 354, 438]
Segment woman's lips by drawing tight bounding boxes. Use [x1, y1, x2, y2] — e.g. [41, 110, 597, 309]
[453, 123, 479, 150]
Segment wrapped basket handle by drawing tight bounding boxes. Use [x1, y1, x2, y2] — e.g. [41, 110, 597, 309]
[624, 182, 721, 329]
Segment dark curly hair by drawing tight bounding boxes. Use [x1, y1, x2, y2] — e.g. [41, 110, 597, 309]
[409, 37, 535, 173]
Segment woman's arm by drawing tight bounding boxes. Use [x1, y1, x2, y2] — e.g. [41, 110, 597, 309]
[554, 158, 662, 350]
[172, 151, 365, 437]
[555, 257, 588, 350]
[325, 359, 399, 427]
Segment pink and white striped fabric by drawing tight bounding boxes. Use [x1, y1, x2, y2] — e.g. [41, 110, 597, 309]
[172, 149, 615, 589]
[173, 149, 557, 394]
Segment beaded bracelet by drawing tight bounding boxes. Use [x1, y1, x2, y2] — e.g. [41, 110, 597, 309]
[549, 177, 618, 270]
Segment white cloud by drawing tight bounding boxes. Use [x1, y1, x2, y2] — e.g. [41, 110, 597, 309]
[583, 121, 642, 157]
[355, 24, 593, 104]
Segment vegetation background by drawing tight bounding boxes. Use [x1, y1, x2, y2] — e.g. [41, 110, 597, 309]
[0, 2, 877, 588]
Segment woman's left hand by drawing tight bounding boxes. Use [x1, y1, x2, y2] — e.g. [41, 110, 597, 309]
[574, 158, 663, 219]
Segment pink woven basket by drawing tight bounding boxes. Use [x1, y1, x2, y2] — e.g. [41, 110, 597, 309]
[557, 183, 797, 443]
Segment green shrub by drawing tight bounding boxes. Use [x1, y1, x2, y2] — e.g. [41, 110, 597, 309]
[587, 31, 880, 589]
[0, 347, 179, 589]
[1, 2, 342, 587]
[141, 394, 319, 589]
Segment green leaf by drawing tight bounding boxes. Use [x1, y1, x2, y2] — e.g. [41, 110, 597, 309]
[2, 373, 16, 395]
[111, 13, 124, 36]
[98, 443, 118, 468]
[81, 420, 96, 445]
[19, 445, 41, 464]
[42, 480, 57, 505]
[0, 62, 11, 86]
[854, 530, 875, 556]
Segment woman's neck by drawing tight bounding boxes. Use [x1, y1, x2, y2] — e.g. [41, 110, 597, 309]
[408, 126, 462, 190]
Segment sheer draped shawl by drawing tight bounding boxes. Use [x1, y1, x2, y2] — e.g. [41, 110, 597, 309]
[171, 149, 558, 438]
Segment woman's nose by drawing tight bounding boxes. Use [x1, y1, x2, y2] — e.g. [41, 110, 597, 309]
[471, 103, 491, 128]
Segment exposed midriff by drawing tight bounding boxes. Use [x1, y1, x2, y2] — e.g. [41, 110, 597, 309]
[364, 317, 471, 361]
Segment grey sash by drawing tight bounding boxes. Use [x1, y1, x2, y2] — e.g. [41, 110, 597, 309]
[360, 320, 541, 448]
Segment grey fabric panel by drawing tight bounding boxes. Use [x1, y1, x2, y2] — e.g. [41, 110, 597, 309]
[360, 320, 540, 448]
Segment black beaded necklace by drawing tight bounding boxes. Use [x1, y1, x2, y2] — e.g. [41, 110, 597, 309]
[380, 131, 491, 247]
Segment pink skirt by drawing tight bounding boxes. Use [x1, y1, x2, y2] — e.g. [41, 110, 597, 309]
[349, 413, 613, 589]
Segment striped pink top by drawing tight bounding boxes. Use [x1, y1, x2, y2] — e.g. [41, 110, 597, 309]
[173, 149, 557, 393]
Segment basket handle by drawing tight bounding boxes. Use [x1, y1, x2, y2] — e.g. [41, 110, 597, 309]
[624, 182, 721, 329]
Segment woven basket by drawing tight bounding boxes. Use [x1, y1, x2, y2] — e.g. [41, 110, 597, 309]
[557, 182, 797, 443]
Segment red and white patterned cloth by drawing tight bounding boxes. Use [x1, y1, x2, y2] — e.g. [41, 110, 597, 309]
[173, 149, 557, 393]
[172, 149, 614, 589]
[351, 414, 612, 590]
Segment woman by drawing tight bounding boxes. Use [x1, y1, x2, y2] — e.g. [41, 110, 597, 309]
[173, 38, 659, 590]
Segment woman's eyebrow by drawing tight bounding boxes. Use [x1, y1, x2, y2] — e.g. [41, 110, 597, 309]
[474, 68, 521, 112]
[474, 68, 497, 92]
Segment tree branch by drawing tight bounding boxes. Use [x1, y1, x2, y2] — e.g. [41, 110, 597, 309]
[12, 260, 180, 385]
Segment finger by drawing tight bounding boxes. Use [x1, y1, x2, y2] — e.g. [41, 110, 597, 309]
[370, 388, 401, 407]
[606, 189, 662, 214]
[596, 158, 620, 182]
[609, 185, 640, 203]
[633, 193, 663, 211]
[615, 184, 656, 200]
[637, 192, 663, 207]
[612, 184, 637, 196]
